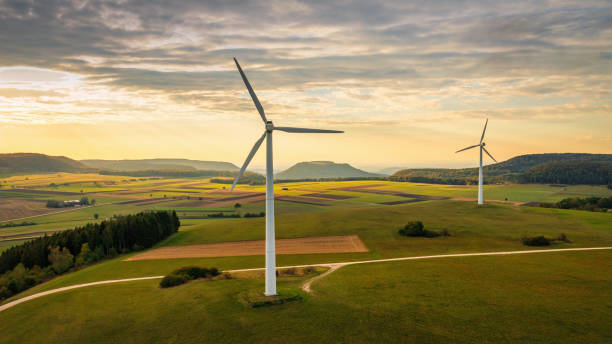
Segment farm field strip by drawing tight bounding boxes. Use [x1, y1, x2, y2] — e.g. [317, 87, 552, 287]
[125, 235, 369, 260]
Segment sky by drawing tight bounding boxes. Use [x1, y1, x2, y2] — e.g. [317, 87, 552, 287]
[0, 0, 610, 171]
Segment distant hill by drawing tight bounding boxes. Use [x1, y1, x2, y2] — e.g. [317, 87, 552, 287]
[0, 153, 90, 174]
[81, 159, 239, 172]
[391, 153, 612, 185]
[275, 161, 381, 180]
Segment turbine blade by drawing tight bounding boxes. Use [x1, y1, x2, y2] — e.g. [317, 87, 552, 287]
[482, 146, 497, 162]
[230, 131, 267, 192]
[455, 144, 480, 153]
[234, 57, 267, 123]
[274, 126, 343, 134]
[480, 118, 488, 144]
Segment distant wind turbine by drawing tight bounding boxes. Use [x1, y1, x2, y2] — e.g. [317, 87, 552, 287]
[230, 58, 343, 296]
[455, 119, 497, 205]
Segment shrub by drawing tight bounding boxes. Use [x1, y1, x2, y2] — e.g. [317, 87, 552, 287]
[398, 221, 443, 238]
[521, 236, 551, 246]
[159, 274, 188, 288]
[302, 266, 317, 274]
[557, 233, 571, 243]
[159, 266, 220, 288]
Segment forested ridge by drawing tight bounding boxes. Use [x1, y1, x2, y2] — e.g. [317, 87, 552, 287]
[391, 153, 611, 185]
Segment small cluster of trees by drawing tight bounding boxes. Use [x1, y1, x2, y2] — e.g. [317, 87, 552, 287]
[45, 197, 94, 208]
[522, 233, 570, 246]
[0, 221, 35, 229]
[539, 196, 611, 212]
[206, 212, 265, 219]
[0, 211, 180, 301]
[210, 173, 265, 185]
[398, 221, 449, 238]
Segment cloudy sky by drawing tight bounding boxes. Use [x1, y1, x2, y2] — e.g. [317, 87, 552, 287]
[0, 0, 610, 170]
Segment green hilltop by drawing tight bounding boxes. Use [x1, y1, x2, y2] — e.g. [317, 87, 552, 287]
[0, 153, 91, 175]
[275, 161, 382, 180]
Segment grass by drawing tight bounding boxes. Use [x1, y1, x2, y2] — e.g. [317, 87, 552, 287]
[0, 174, 611, 343]
[0, 250, 609, 343]
[3, 200, 610, 300]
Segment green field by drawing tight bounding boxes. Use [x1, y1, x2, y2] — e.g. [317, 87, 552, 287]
[0, 173, 610, 343]
[0, 251, 609, 344]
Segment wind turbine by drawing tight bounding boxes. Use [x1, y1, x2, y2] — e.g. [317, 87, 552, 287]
[455, 119, 497, 205]
[230, 58, 343, 296]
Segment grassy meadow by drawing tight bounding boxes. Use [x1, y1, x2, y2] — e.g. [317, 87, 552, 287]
[0, 250, 609, 344]
[0, 173, 610, 343]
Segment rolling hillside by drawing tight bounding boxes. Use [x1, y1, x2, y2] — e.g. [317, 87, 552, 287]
[275, 161, 381, 180]
[391, 153, 612, 185]
[81, 159, 239, 172]
[0, 153, 90, 174]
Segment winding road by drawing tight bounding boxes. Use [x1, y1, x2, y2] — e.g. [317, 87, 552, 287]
[1, 246, 611, 313]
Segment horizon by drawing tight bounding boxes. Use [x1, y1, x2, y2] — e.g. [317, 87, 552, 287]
[1, 1, 611, 169]
[2, 151, 610, 173]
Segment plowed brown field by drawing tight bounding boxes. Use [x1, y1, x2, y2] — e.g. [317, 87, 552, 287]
[124, 235, 368, 261]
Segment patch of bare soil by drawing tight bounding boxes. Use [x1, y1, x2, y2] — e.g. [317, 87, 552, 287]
[0, 198, 59, 222]
[124, 235, 368, 261]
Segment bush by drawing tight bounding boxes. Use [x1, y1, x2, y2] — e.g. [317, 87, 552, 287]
[159, 274, 188, 288]
[159, 266, 220, 288]
[521, 236, 551, 246]
[398, 221, 443, 238]
[557, 233, 571, 243]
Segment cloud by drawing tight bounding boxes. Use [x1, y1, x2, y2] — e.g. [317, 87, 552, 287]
[0, 0, 609, 128]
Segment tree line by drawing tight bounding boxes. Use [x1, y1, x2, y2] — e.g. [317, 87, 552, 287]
[391, 160, 611, 186]
[539, 196, 611, 212]
[100, 169, 238, 178]
[0, 211, 180, 301]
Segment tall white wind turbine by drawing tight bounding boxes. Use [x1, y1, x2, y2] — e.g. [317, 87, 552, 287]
[230, 58, 343, 296]
[455, 119, 497, 205]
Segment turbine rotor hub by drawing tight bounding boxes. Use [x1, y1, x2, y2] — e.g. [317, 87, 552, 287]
[482, 142, 486, 146]
[266, 121, 274, 132]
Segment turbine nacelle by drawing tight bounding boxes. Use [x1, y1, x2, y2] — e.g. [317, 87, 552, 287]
[455, 118, 496, 163]
[266, 121, 274, 132]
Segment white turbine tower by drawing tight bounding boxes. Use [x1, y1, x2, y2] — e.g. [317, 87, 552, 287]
[455, 119, 497, 205]
[230, 58, 343, 296]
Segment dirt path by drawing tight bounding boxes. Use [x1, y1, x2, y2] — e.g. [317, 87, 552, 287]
[1, 246, 610, 312]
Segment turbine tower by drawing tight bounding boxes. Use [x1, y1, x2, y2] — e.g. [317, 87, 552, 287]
[230, 58, 343, 296]
[455, 119, 497, 205]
